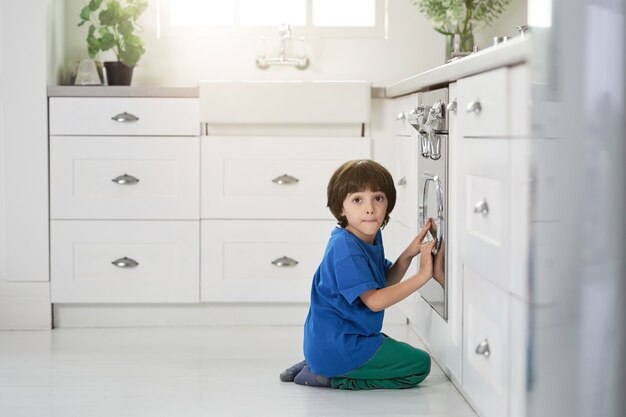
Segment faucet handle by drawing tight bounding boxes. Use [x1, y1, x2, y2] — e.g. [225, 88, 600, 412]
[278, 23, 292, 39]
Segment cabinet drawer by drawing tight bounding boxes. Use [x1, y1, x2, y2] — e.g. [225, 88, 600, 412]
[463, 265, 509, 417]
[51, 220, 199, 303]
[201, 220, 335, 302]
[50, 137, 199, 219]
[49, 97, 199, 136]
[459, 137, 510, 290]
[393, 136, 418, 229]
[393, 93, 419, 136]
[458, 68, 508, 137]
[201, 137, 371, 219]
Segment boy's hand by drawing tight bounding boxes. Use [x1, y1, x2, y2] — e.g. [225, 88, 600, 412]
[418, 239, 436, 278]
[405, 218, 433, 258]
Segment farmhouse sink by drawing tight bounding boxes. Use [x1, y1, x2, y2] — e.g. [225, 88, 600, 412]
[198, 80, 371, 124]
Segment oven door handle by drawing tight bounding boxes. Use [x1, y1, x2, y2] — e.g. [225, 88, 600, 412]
[421, 173, 444, 256]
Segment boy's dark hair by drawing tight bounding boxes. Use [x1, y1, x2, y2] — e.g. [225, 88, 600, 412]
[327, 159, 396, 229]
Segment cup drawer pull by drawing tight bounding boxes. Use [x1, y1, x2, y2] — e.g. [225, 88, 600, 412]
[466, 100, 482, 114]
[111, 112, 139, 123]
[112, 173, 140, 185]
[473, 199, 489, 217]
[397, 176, 407, 187]
[475, 339, 491, 357]
[271, 256, 299, 267]
[111, 257, 139, 268]
[272, 174, 300, 185]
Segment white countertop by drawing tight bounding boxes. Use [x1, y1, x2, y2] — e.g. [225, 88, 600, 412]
[384, 36, 530, 98]
[48, 38, 529, 100]
[47, 85, 198, 97]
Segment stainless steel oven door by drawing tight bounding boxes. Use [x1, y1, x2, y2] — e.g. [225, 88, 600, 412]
[417, 133, 448, 320]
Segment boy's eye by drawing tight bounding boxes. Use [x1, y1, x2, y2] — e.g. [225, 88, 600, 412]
[352, 197, 362, 204]
[375, 195, 385, 202]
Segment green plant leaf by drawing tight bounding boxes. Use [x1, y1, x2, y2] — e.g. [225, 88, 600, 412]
[79, 6, 91, 22]
[89, 0, 103, 11]
[118, 20, 133, 36]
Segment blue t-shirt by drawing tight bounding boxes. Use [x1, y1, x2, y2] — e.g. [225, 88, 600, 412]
[303, 227, 393, 377]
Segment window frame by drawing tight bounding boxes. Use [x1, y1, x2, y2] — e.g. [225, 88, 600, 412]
[156, 0, 388, 39]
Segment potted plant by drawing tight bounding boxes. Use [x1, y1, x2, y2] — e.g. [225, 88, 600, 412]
[78, 0, 148, 85]
[409, 0, 511, 58]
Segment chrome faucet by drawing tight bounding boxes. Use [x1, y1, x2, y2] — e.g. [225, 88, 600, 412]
[256, 23, 310, 70]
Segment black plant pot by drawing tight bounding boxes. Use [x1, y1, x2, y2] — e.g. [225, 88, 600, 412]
[104, 61, 134, 86]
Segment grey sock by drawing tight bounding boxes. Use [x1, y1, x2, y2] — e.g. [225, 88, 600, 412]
[279, 360, 307, 382]
[293, 365, 331, 388]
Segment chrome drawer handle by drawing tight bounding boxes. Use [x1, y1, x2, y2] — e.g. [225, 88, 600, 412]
[271, 256, 299, 267]
[272, 174, 300, 185]
[112, 173, 140, 185]
[466, 100, 482, 114]
[474, 199, 489, 217]
[111, 112, 139, 123]
[111, 257, 139, 268]
[446, 100, 457, 113]
[396, 112, 406, 120]
[397, 177, 407, 187]
[475, 339, 491, 357]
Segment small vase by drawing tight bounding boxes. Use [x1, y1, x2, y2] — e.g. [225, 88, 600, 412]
[445, 32, 474, 60]
[104, 61, 134, 86]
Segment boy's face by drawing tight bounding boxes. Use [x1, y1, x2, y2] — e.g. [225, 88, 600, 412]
[341, 189, 388, 244]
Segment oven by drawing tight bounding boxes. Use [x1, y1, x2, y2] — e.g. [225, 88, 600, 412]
[409, 88, 449, 321]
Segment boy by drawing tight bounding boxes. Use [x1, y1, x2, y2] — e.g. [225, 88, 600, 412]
[281, 159, 436, 390]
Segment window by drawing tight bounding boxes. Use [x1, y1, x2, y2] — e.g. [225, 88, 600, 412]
[157, 0, 387, 38]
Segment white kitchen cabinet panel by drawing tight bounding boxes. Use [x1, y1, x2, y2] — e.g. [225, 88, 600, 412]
[393, 136, 419, 229]
[51, 220, 199, 303]
[463, 265, 510, 417]
[201, 220, 335, 302]
[49, 97, 199, 136]
[393, 93, 420, 137]
[459, 137, 511, 292]
[458, 68, 509, 137]
[201, 137, 370, 219]
[50, 137, 199, 220]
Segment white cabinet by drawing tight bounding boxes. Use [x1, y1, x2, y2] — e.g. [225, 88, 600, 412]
[463, 266, 510, 417]
[51, 221, 199, 303]
[49, 97, 199, 136]
[392, 93, 419, 137]
[49, 97, 201, 303]
[393, 136, 419, 230]
[201, 137, 370, 219]
[456, 65, 530, 417]
[201, 220, 335, 302]
[50, 137, 200, 220]
[0, 0, 50, 329]
[200, 136, 371, 302]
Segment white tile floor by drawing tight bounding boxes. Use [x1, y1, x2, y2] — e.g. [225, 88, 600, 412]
[0, 324, 476, 417]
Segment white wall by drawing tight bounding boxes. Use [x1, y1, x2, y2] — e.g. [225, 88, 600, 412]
[60, 0, 527, 86]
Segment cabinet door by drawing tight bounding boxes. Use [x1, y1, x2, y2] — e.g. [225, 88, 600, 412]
[51, 220, 199, 303]
[458, 68, 508, 137]
[201, 220, 335, 302]
[50, 137, 200, 220]
[458, 137, 510, 291]
[201, 137, 370, 219]
[392, 93, 420, 136]
[0, 1, 48, 283]
[49, 98, 199, 136]
[463, 265, 510, 417]
[393, 136, 418, 229]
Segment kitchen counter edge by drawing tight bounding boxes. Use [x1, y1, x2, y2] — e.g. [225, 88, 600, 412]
[385, 36, 530, 98]
[47, 86, 199, 98]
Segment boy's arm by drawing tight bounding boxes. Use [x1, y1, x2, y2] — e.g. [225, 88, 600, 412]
[385, 219, 432, 286]
[362, 240, 435, 312]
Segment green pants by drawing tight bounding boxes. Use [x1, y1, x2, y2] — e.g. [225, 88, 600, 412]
[331, 335, 431, 390]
